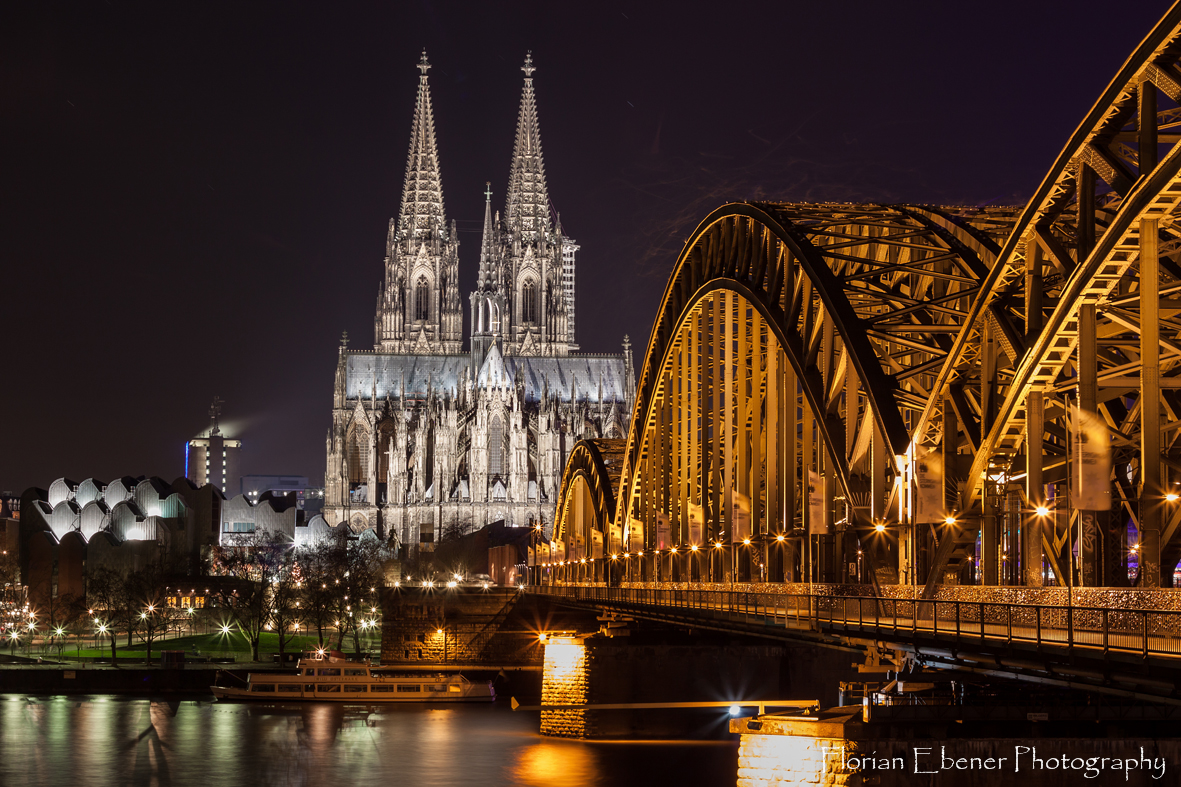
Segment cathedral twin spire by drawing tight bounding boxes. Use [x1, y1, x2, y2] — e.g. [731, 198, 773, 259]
[377, 50, 574, 359]
[504, 52, 552, 237]
[375, 50, 461, 354]
[397, 51, 446, 238]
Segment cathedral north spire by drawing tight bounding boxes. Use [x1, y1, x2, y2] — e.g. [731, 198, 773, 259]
[397, 50, 446, 238]
[504, 51, 551, 236]
[375, 52, 462, 354]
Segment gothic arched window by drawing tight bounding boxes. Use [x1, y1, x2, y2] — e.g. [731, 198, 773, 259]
[488, 417, 504, 477]
[522, 280, 538, 323]
[415, 278, 429, 321]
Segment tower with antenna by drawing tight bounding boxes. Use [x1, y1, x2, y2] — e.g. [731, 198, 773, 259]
[185, 396, 241, 490]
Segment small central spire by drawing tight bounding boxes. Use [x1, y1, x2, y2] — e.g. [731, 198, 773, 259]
[484, 181, 492, 202]
[418, 49, 431, 77]
[521, 51, 536, 78]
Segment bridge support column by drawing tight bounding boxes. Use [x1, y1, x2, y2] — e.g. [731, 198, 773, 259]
[1140, 217, 1162, 587]
[1024, 389, 1044, 587]
[981, 474, 1000, 586]
[1077, 303, 1104, 587]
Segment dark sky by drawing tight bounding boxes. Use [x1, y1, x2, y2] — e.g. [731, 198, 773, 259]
[1, 1, 1171, 494]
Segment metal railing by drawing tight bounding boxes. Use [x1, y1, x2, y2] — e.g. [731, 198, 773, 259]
[534, 584, 1181, 660]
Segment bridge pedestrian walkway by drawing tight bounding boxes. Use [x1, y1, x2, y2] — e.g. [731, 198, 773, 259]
[535, 584, 1181, 662]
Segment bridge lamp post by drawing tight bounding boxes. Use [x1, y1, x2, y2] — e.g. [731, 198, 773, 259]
[1032, 503, 1071, 606]
[690, 544, 699, 583]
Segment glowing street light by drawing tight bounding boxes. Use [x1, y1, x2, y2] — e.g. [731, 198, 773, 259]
[944, 516, 957, 525]
[874, 523, 886, 533]
[1035, 506, 1050, 517]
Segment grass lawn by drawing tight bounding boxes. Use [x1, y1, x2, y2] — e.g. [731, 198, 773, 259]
[52, 631, 379, 661]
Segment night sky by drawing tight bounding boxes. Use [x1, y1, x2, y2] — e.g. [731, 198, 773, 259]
[2, 1, 1171, 495]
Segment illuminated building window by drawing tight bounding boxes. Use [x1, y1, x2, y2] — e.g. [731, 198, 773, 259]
[223, 522, 255, 533]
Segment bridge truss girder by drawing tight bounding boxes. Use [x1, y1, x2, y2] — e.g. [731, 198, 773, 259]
[550, 2, 1181, 595]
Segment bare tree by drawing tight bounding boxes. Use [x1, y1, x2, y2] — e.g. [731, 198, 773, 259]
[332, 537, 390, 654]
[298, 534, 346, 649]
[86, 567, 129, 664]
[209, 529, 294, 661]
[270, 554, 302, 659]
[126, 563, 179, 664]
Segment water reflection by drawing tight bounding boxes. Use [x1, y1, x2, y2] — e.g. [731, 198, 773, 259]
[0, 697, 737, 787]
[509, 740, 598, 786]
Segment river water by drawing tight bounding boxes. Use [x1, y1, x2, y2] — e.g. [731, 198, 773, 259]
[0, 696, 739, 787]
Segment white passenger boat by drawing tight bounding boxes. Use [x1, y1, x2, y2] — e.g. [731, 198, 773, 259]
[211, 654, 495, 703]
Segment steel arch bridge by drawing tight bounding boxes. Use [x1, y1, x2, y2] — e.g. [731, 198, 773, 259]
[551, 2, 1181, 597]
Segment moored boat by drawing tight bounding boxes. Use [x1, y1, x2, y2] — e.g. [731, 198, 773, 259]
[211, 653, 495, 702]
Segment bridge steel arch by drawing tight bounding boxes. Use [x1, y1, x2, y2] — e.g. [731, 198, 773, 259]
[550, 439, 625, 583]
[583, 202, 1009, 587]
[914, 2, 1181, 595]
[550, 2, 1181, 597]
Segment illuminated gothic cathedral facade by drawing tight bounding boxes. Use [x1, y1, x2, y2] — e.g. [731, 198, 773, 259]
[323, 53, 633, 551]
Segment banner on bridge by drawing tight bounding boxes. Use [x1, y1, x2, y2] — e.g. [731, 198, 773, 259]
[808, 471, 826, 534]
[687, 502, 704, 545]
[1070, 403, 1112, 512]
[731, 492, 751, 541]
[628, 519, 644, 553]
[913, 448, 944, 524]
[656, 512, 670, 550]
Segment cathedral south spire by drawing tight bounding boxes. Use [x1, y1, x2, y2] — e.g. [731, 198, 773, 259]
[505, 52, 551, 236]
[497, 52, 575, 357]
[375, 50, 463, 354]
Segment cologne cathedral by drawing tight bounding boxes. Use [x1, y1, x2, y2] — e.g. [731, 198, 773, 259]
[323, 53, 634, 552]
